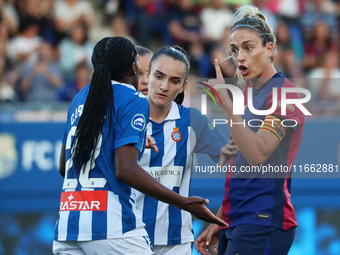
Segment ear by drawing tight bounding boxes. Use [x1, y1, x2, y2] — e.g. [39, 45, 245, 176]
[132, 63, 137, 75]
[179, 80, 188, 94]
[266, 42, 274, 58]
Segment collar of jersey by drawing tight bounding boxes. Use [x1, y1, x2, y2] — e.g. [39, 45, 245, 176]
[150, 101, 180, 122]
[111, 80, 136, 91]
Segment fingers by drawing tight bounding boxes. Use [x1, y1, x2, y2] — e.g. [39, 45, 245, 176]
[212, 244, 218, 255]
[145, 136, 158, 153]
[214, 58, 223, 79]
[195, 233, 210, 255]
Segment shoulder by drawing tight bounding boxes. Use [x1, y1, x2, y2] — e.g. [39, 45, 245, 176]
[113, 84, 149, 109]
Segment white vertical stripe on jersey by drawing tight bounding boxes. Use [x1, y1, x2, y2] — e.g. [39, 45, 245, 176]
[107, 192, 122, 237]
[139, 124, 152, 167]
[57, 211, 70, 241]
[135, 123, 152, 217]
[180, 126, 195, 242]
[130, 194, 146, 231]
[78, 211, 92, 241]
[153, 120, 177, 244]
[77, 188, 94, 240]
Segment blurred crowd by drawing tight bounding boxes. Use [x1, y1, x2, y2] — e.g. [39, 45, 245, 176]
[0, 0, 340, 115]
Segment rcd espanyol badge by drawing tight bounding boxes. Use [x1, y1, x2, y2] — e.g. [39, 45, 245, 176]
[171, 127, 182, 142]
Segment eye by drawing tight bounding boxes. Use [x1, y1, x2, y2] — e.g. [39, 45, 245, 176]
[155, 74, 162, 79]
[246, 46, 252, 51]
[172, 80, 180, 84]
[231, 48, 238, 55]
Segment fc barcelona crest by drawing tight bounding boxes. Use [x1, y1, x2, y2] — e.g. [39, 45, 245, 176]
[171, 127, 182, 142]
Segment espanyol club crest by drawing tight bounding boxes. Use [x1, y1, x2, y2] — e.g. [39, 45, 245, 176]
[131, 114, 146, 131]
[171, 127, 182, 142]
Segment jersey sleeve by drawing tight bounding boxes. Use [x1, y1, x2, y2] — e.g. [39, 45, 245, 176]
[265, 85, 305, 132]
[114, 96, 150, 153]
[190, 108, 228, 163]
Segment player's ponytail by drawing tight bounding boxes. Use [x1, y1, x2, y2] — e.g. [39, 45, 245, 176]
[149, 46, 190, 105]
[72, 37, 137, 172]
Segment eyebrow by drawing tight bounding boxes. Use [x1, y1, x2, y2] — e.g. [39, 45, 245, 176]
[229, 40, 254, 47]
[155, 70, 182, 80]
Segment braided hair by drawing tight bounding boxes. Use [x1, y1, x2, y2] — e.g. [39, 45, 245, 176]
[72, 37, 137, 172]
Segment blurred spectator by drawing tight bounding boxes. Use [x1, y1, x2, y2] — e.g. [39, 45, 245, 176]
[54, 0, 94, 43]
[18, 42, 63, 101]
[302, 20, 337, 72]
[309, 49, 340, 101]
[0, 0, 19, 36]
[7, 20, 42, 65]
[188, 41, 211, 77]
[0, 53, 18, 102]
[301, 0, 338, 42]
[134, 0, 172, 47]
[111, 14, 136, 44]
[274, 21, 302, 78]
[58, 21, 94, 82]
[208, 45, 236, 79]
[200, 0, 234, 44]
[0, 23, 9, 55]
[15, 0, 55, 43]
[58, 62, 90, 101]
[168, 0, 203, 50]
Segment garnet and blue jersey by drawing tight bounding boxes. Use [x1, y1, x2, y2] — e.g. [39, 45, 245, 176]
[134, 101, 228, 245]
[54, 81, 150, 241]
[222, 73, 305, 230]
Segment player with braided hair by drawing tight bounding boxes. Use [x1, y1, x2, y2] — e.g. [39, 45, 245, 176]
[53, 37, 226, 255]
[195, 5, 305, 255]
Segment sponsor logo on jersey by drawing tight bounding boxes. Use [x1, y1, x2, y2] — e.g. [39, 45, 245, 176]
[131, 114, 146, 131]
[171, 127, 182, 142]
[60, 191, 108, 211]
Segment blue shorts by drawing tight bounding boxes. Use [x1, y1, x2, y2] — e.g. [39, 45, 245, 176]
[218, 225, 296, 255]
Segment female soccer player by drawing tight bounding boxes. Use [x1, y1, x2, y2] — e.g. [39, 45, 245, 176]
[195, 5, 305, 255]
[53, 37, 226, 255]
[134, 46, 232, 255]
[136, 46, 153, 95]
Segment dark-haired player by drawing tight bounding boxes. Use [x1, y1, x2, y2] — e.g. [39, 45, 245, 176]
[53, 37, 226, 255]
[134, 46, 231, 255]
[136, 46, 153, 96]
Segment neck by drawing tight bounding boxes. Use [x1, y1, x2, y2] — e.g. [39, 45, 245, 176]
[251, 63, 277, 89]
[117, 77, 137, 90]
[148, 98, 172, 123]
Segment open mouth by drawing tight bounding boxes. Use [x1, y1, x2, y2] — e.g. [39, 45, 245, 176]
[239, 65, 249, 76]
[141, 89, 148, 95]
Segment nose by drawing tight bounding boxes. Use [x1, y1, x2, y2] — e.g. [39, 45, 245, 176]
[237, 49, 245, 63]
[160, 81, 169, 92]
[140, 74, 148, 85]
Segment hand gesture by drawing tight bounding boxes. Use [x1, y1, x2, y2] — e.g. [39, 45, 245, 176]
[205, 59, 233, 112]
[181, 196, 228, 227]
[145, 135, 158, 153]
[194, 223, 221, 255]
[220, 135, 237, 167]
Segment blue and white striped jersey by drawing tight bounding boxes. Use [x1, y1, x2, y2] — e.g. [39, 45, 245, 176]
[134, 101, 228, 245]
[54, 81, 150, 241]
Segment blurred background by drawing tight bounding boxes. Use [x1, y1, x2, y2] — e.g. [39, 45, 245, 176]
[0, 0, 340, 254]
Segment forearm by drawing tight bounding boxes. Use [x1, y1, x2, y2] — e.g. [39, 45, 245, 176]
[20, 71, 35, 94]
[45, 70, 62, 88]
[224, 110, 270, 166]
[117, 164, 186, 208]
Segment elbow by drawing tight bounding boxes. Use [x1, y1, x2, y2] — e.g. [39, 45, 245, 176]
[246, 154, 269, 167]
